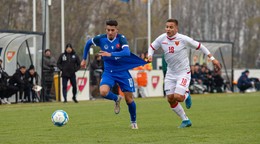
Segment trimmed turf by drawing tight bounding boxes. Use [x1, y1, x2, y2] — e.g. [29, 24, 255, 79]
[0, 92, 260, 144]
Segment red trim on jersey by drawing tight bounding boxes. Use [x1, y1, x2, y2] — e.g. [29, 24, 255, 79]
[187, 71, 191, 74]
[170, 102, 179, 108]
[167, 36, 176, 41]
[196, 43, 201, 50]
[150, 44, 155, 50]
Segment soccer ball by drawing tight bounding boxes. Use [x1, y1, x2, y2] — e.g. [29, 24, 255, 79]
[51, 110, 69, 127]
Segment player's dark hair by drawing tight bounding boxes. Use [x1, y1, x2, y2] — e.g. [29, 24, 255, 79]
[66, 43, 73, 49]
[45, 49, 51, 53]
[167, 19, 178, 26]
[106, 19, 118, 26]
[19, 65, 26, 69]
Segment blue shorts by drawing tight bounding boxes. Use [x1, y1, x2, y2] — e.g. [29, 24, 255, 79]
[100, 70, 135, 92]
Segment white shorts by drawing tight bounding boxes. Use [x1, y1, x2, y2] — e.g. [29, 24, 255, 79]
[164, 70, 191, 96]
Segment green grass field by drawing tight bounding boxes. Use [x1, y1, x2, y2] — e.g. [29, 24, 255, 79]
[0, 92, 260, 144]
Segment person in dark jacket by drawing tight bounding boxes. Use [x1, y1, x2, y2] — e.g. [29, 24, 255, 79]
[24, 65, 39, 102]
[90, 54, 104, 97]
[0, 59, 11, 104]
[43, 49, 57, 101]
[237, 70, 253, 93]
[57, 43, 81, 103]
[7, 66, 26, 102]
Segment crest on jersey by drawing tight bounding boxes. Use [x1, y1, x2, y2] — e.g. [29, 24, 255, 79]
[104, 45, 108, 49]
[116, 44, 120, 48]
[151, 76, 160, 89]
[175, 41, 180, 46]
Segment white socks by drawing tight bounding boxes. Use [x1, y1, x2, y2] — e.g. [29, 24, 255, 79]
[172, 102, 189, 121]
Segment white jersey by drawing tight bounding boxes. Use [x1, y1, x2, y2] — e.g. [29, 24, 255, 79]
[149, 33, 203, 73]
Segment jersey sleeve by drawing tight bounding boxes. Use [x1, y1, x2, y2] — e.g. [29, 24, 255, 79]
[150, 36, 161, 51]
[183, 36, 201, 50]
[148, 35, 162, 57]
[184, 35, 210, 55]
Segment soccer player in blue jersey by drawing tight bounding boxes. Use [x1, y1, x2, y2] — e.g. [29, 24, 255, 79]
[81, 19, 146, 129]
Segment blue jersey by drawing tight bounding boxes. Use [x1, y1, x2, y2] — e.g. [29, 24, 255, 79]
[83, 34, 146, 72]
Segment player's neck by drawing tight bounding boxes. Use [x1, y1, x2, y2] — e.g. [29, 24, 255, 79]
[168, 32, 178, 38]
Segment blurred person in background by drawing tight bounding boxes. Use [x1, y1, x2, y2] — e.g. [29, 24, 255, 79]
[57, 43, 81, 103]
[203, 71, 215, 93]
[43, 49, 57, 101]
[133, 53, 152, 98]
[90, 54, 104, 98]
[0, 59, 10, 104]
[162, 54, 168, 97]
[213, 68, 225, 93]
[7, 66, 27, 103]
[237, 70, 254, 93]
[24, 65, 39, 102]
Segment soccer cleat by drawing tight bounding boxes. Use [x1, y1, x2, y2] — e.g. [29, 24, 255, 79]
[178, 120, 192, 128]
[185, 92, 192, 109]
[114, 95, 122, 114]
[131, 122, 138, 129]
[72, 96, 78, 103]
[3, 98, 11, 104]
[0, 99, 6, 104]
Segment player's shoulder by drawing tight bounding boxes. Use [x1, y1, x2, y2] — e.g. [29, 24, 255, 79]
[176, 33, 194, 41]
[117, 34, 127, 39]
[155, 33, 167, 41]
[117, 34, 128, 44]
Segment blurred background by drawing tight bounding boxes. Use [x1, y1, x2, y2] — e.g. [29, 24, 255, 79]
[0, 0, 259, 68]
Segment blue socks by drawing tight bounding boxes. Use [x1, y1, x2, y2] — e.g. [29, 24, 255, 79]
[104, 91, 118, 102]
[128, 101, 136, 123]
[104, 92, 136, 123]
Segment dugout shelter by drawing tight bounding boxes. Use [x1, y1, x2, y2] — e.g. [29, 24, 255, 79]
[189, 41, 234, 91]
[0, 30, 45, 102]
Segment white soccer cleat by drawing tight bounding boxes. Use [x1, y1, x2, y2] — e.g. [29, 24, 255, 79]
[3, 98, 11, 104]
[0, 99, 6, 104]
[114, 95, 122, 114]
[131, 123, 138, 129]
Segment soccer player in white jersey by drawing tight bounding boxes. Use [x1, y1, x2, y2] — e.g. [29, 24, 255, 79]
[148, 19, 221, 128]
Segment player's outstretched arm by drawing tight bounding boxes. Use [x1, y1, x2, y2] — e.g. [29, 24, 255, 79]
[194, 42, 222, 71]
[81, 39, 93, 68]
[147, 44, 156, 63]
[207, 54, 221, 71]
[82, 39, 93, 60]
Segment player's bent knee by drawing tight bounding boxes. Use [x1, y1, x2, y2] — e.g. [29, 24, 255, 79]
[174, 94, 185, 102]
[167, 94, 176, 103]
[99, 90, 109, 97]
[99, 85, 110, 97]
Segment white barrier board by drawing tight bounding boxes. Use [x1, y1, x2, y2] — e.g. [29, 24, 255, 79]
[129, 70, 164, 97]
[60, 70, 90, 101]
